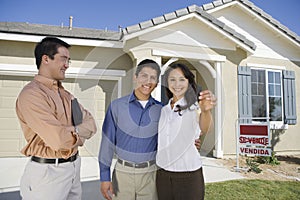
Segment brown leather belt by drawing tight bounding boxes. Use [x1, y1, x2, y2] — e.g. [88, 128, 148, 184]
[31, 152, 78, 164]
[117, 158, 155, 168]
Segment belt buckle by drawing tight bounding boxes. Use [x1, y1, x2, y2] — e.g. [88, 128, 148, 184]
[138, 162, 146, 168]
[55, 158, 59, 167]
[72, 153, 78, 161]
[145, 161, 150, 167]
[135, 161, 149, 168]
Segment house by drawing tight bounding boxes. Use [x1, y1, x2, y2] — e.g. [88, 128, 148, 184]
[0, 0, 299, 159]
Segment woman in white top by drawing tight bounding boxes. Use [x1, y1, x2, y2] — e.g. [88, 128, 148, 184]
[156, 63, 216, 200]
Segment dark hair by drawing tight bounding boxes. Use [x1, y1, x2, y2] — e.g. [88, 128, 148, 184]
[135, 59, 161, 80]
[34, 36, 71, 69]
[163, 63, 201, 113]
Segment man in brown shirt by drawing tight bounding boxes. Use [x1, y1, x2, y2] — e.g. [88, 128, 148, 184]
[16, 37, 97, 200]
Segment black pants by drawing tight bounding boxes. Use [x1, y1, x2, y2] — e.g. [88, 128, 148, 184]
[156, 167, 205, 200]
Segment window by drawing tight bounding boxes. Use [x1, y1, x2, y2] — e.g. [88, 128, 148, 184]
[238, 66, 296, 126]
[251, 69, 283, 123]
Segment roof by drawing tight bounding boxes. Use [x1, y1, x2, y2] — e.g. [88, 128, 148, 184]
[122, 0, 299, 47]
[0, 0, 298, 48]
[0, 22, 122, 41]
[236, 0, 300, 43]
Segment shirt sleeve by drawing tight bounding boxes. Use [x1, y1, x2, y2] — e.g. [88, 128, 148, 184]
[75, 102, 97, 139]
[98, 104, 117, 182]
[194, 109, 201, 137]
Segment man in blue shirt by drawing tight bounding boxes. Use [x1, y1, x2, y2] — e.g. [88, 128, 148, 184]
[99, 59, 162, 200]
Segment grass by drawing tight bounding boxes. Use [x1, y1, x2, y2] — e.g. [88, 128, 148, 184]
[205, 179, 300, 200]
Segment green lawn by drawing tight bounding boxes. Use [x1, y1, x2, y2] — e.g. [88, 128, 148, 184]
[205, 179, 300, 200]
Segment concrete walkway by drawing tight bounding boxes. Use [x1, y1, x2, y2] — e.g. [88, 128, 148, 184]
[0, 156, 244, 199]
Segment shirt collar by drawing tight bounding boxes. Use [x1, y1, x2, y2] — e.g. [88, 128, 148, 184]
[169, 97, 186, 107]
[34, 75, 63, 90]
[169, 97, 198, 111]
[129, 91, 156, 105]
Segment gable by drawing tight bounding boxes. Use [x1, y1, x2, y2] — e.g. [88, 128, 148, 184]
[138, 16, 237, 51]
[124, 13, 256, 55]
[123, 0, 299, 61]
[208, 1, 300, 61]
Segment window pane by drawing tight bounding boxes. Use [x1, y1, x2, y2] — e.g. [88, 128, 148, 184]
[251, 70, 258, 82]
[252, 96, 266, 121]
[275, 85, 281, 96]
[275, 73, 280, 83]
[252, 83, 257, 95]
[269, 97, 282, 121]
[269, 85, 274, 96]
[258, 71, 265, 82]
[268, 72, 273, 83]
[258, 83, 265, 95]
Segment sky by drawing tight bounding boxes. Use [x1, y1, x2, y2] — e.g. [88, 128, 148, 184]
[0, 0, 299, 36]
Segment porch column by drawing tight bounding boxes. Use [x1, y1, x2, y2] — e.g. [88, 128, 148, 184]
[213, 61, 223, 158]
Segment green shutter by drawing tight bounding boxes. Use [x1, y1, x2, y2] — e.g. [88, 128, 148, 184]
[283, 70, 297, 125]
[238, 66, 252, 123]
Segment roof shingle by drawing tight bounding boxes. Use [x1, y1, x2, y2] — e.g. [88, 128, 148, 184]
[0, 22, 122, 41]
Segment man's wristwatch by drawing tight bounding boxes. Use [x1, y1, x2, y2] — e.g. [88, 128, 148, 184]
[74, 126, 79, 133]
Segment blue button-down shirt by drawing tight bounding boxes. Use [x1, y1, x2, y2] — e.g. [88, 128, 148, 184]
[98, 92, 162, 181]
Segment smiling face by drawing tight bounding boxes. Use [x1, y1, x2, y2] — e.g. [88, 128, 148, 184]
[167, 68, 189, 102]
[134, 66, 158, 100]
[39, 46, 70, 81]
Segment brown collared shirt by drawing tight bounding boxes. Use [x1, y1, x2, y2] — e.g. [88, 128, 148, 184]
[16, 75, 97, 159]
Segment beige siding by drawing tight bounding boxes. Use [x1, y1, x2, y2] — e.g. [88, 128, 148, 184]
[0, 77, 30, 157]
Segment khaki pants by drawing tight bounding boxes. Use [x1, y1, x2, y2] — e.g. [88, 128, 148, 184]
[112, 161, 158, 200]
[20, 157, 81, 200]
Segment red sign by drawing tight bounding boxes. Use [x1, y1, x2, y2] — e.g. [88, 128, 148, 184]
[240, 125, 268, 136]
[238, 124, 271, 157]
